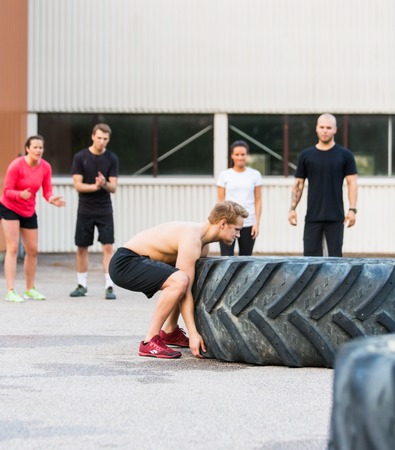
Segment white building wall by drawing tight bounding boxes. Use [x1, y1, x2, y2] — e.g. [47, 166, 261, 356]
[36, 178, 395, 255]
[28, 0, 395, 113]
[28, 0, 395, 255]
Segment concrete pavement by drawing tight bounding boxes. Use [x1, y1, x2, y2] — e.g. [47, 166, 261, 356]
[0, 254, 333, 449]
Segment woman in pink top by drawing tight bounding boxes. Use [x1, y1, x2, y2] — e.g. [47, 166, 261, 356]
[0, 135, 65, 302]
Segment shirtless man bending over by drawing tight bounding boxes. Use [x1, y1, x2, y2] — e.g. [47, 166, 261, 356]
[109, 201, 248, 359]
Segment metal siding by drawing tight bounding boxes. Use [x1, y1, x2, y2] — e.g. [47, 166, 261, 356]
[28, 0, 395, 113]
[36, 178, 395, 255]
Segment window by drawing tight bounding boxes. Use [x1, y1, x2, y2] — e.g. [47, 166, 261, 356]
[229, 114, 393, 176]
[229, 115, 285, 176]
[346, 115, 388, 176]
[38, 114, 214, 176]
[38, 113, 393, 177]
[392, 116, 395, 176]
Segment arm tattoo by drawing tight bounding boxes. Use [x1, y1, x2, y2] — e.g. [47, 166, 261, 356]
[290, 180, 303, 210]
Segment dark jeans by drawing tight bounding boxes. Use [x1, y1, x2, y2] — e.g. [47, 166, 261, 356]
[220, 226, 255, 256]
[303, 221, 344, 257]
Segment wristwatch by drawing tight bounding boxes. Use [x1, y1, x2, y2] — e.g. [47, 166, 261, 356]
[349, 208, 357, 213]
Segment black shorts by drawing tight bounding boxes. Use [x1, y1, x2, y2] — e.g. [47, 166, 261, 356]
[0, 203, 38, 229]
[75, 213, 114, 247]
[109, 247, 178, 298]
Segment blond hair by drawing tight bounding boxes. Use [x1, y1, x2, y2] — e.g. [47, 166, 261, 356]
[208, 201, 248, 225]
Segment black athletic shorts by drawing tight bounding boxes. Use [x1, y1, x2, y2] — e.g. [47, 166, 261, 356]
[75, 213, 114, 247]
[109, 247, 178, 298]
[0, 203, 38, 229]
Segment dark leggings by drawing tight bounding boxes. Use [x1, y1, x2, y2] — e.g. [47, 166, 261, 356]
[220, 226, 255, 256]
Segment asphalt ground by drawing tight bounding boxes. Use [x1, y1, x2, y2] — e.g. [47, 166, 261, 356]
[0, 253, 333, 450]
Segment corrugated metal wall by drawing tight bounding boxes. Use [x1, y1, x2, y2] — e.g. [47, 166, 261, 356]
[36, 178, 395, 255]
[28, 0, 395, 113]
[27, 0, 395, 256]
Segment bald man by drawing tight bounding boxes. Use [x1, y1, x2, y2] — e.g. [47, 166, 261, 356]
[288, 113, 358, 256]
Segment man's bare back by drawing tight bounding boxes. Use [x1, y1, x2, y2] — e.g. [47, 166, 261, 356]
[123, 222, 210, 265]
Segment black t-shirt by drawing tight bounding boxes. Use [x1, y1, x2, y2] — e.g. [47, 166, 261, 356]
[71, 148, 119, 215]
[294, 144, 357, 222]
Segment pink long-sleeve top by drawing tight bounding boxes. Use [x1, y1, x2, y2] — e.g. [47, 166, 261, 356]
[0, 156, 54, 217]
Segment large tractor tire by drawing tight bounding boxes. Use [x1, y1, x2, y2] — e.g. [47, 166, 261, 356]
[193, 256, 395, 367]
[328, 335, 395, 450]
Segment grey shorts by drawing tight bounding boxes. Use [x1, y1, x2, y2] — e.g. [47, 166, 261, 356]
[109, 247, 178, 298]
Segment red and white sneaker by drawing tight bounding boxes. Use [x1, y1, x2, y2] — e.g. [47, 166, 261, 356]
[159, 325, 189, 348]
[139, 335, 182, 359]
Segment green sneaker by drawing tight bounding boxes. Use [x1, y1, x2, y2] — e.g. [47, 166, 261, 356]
[70, 284, 87, 297]
[5, 289, 24, 303]
[24, 287, 46, 301]
[105, 286, 117, 300]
